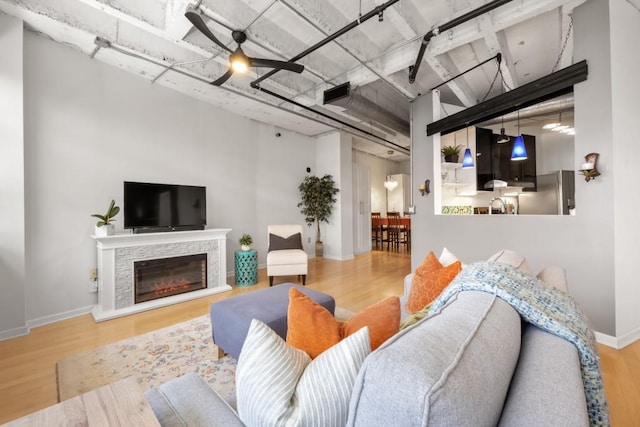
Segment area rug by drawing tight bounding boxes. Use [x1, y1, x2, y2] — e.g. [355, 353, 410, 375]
[56, 307, 354, 402]
[56, 315, 235, 402]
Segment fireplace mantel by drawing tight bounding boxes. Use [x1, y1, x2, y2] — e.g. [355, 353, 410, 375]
[92, 229, 232, 321]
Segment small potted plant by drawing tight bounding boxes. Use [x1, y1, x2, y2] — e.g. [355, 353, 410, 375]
[441, 145, 462, 163]
[92, 199, 120, 237]
[239, 234, 253, 251]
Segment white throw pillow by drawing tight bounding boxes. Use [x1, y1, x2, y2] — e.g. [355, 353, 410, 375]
[439, 247, 463, 267]
[487, 249, 532, 273]
[536, 266, 569, 292]
[236, 319, 370, 427]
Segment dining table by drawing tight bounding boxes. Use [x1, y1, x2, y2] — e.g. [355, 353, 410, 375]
[372, 215, 411, 251]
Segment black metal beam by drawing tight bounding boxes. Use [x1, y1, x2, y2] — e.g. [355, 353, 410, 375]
[251, 0, 400, 88]
[408, 0, 513, 84]
[426, 60, 588, 136]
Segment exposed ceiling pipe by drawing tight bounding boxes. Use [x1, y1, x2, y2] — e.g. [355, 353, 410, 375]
[251, 0, 400, 88]
[408, 0, 513, 84]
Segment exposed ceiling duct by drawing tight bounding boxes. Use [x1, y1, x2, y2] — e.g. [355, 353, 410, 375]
[323, 83, 410, 137]
[478, 94, 574, 126]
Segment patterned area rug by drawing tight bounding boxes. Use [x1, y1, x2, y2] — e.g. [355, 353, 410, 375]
[56, 307, 354, 402]
[56, 315, 236, 402]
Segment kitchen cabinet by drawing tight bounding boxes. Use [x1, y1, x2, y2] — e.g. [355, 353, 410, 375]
[475, 127, 537, 192]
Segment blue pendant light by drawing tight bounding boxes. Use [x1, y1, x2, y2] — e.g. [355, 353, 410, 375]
[511, 136, 527, 161]
[461, 126, 474, 169]
[511, 110, 527, 161]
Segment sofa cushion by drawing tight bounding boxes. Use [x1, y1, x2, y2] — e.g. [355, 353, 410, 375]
[406, 251, 461, 313]
[499, 324, 588, 426]
[268, 232, 303, 251]
[145, 372, 244, 427]
[236, 319, 370, 427]
[266, 249, 307, 266]
[287, 288, 399, 358]
[348, 291, 521, 427]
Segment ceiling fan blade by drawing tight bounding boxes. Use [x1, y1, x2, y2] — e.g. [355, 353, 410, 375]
[185, 10, 232, 53]
[249, 57, 304, 74]
[210, 68, 234, 86]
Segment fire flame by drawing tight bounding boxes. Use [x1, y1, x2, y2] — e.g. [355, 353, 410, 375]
[152, 278, 191, 296]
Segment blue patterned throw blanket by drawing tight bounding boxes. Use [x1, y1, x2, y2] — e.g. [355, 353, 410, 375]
[429, 261, 609, 427]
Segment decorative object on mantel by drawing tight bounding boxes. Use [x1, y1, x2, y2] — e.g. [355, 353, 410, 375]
[441, 144, 462, 163]
[578, 152, 601, 182]
[298, 174, 339, 257]
[91, 199, 119, 237]
[419, 179, 431, 196]
[239, 234, 253, 251]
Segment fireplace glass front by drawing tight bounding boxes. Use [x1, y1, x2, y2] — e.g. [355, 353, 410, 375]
[134, 254, 207, 304]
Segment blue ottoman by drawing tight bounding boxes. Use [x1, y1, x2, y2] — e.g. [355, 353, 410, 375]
[210, 283, 335, 360]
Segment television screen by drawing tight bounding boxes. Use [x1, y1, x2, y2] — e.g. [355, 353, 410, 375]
[124, 181, 206, 232]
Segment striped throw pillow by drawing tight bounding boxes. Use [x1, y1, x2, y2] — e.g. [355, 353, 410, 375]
[236, 319, 370, 427]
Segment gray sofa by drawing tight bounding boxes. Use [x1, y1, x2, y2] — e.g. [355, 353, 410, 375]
[146, 259, 590, 426]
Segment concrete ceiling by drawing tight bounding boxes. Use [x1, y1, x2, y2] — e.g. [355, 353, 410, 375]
[1, 0, 586, 162]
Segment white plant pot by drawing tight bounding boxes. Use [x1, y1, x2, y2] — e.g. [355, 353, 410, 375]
[94, 224, 115, 237]
[241, 244, 251, 251]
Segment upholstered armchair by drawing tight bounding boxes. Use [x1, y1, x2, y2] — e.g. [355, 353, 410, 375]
[266, 225, 308, 286]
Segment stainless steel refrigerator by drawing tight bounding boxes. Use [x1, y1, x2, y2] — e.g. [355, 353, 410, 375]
[518, 170, 575, 215]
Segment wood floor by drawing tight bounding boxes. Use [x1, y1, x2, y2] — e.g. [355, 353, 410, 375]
[0, 250, 638, 425]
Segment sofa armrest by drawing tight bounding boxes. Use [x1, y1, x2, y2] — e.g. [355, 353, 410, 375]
[145, 373, 244, 427]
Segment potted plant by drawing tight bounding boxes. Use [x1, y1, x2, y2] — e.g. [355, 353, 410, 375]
[298, 174, 339, 257]
[441, 145, 462, 163]
[92, 199, 120, 237]
[239, 234, 253, 251]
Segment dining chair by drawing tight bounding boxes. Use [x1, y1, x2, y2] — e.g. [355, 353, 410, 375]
[385, 212, 401, 251]
[371, 212, 382, 249]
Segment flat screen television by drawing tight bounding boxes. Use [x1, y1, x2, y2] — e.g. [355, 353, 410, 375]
[124, 181, 206, 233]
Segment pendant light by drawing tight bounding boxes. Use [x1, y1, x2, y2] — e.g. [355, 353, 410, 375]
[461, 126, 474, 168]
[497, 114, 510, 144]
[511, 110, 528, 161]
[383, 157, 398, 190]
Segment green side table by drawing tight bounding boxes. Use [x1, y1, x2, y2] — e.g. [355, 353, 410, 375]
[235, 249, 258, 286]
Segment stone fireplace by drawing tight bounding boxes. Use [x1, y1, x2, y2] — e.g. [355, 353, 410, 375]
[92, 229, 231, 321]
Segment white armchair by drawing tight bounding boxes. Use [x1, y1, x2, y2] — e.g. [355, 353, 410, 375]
[266, 225, 308, 286]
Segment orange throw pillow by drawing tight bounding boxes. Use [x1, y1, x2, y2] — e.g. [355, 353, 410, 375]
[286, 288, 400, 358]
[341, 296, 400, 351]
[406, 251, 461, 314]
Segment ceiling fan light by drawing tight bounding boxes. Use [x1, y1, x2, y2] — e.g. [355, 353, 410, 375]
[230, 50, 249, 73]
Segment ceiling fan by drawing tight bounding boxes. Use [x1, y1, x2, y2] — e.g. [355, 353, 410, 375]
[185, 8, 305, 86]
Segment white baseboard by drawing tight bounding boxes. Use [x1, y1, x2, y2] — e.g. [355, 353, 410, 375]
[594, 328, 640, 349]
[27, 305, 94, 329]
[0, 325, 30, 342]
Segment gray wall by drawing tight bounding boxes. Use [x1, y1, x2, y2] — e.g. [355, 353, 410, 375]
[0, 15, 27, 339]
[410, 0, 631, 336]
[1, 27, 319, 334]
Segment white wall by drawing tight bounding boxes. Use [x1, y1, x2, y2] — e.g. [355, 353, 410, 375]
[3, 30, 317, 333]
[410, 0, 620, 337]
[316, 132, 354, 260]
[0, 15, 27, 339]
[610, 0, 640, 343]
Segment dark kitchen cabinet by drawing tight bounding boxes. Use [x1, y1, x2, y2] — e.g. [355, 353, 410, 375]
[475, 127, 536, 191]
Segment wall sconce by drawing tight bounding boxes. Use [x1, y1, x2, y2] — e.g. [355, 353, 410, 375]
[578, 152, 601, 182]
[419, 179, 430, 196]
